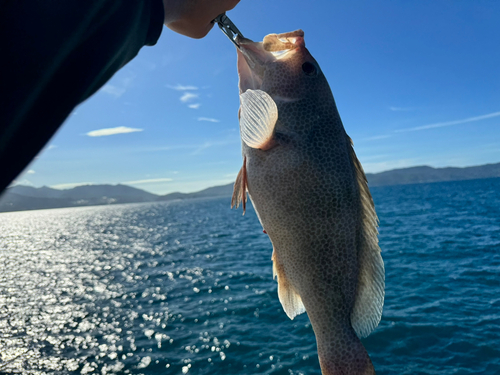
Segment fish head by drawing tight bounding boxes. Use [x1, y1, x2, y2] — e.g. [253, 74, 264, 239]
[236, 30, 338, 146]
[237, 30, 326, 103]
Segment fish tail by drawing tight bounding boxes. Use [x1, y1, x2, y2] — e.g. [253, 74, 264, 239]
[317, 333, 376, 375]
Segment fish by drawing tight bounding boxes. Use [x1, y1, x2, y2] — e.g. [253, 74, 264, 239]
[231, 30, 385, 375]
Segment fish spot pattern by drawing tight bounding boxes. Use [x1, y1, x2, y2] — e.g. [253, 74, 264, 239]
[235, 30, 384, 375]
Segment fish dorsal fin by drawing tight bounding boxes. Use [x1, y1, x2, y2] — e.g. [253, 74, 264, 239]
[239, 89, 278, 150]
[348, 136, 385, 338]
[272, 249, 306, 320]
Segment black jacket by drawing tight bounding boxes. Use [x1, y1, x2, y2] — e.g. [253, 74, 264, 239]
[0, 0, 164, 193]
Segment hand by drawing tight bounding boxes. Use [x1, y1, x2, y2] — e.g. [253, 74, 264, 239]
[163, 0, 240, 39]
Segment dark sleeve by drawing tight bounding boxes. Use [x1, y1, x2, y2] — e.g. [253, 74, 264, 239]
[0, 0, 164, 194]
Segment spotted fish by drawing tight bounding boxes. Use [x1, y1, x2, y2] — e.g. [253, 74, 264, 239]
[232, 30, 385, 375]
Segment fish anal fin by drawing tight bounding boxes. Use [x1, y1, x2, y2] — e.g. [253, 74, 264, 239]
[231, 156, 248, 214]
[272, 249, 306, 320]
[347, 136, 385, 338]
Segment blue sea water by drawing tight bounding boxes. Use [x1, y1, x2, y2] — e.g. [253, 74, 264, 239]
[1, 178, 500, 374]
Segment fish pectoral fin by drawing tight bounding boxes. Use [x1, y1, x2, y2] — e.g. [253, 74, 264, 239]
[231, 156, 248, 214]
[272, 249, 306, 320]
[239, 89, 278, 150]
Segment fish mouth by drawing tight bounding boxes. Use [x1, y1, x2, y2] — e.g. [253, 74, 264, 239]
[236, 30, 305, 94]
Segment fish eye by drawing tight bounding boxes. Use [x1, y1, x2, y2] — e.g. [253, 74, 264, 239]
[302, 61, 317, 76]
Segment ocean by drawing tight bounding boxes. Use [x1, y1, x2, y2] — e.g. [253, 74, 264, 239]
[0, 178, 499, 374]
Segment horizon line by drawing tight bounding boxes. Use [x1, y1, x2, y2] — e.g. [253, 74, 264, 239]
[9, 160, 500, 193]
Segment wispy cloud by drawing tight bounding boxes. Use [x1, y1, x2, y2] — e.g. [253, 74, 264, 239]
[180, 92, 199, 103]
[51, 182, 93, 190]
[101, 85, 126, 97]
[167, 84, 199, 91]
[362, 110, 500, 141]
[191, 142, 213, 155]
[396, 110, 500, 133]
[124, 178, 173, 185]
[189, 103, 201, 109]
[360, 134, 393, 142]
[389, 106, 415, 112]
[190, 139, 237, 155]
[357, 154, 391, 162]
[100, 74, 135, 98]
[144, 137, 239, 154]
[198, 117, 220, 123]
[86, 126, 143, 137]
[26, 170, 35, 174]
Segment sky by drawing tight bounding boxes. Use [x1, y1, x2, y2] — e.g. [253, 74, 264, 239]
[12, 1, 500, 195]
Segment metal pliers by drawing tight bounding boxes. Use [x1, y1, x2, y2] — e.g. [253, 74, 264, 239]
[213, 13, 244, 48]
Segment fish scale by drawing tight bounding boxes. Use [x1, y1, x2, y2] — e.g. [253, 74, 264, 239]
[232, 30, 385, 375]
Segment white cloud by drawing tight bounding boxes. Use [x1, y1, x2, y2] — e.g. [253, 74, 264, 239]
[396, 110, 500, 132]
[189, 103, 201, 109]
[124, 178, 173, 185]
[47, 145, 57, 150]
[198, 117, 220, 123]
[86, 126, 143, 137]
[167, 84, 199, 91]
[8, 179, 34, 187]
[26, 170, 35, 174]
[50, 182, 93, 190]
[180, 92, 199, 103]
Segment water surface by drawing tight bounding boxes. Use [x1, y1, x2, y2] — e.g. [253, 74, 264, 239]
[1, 178, 500, 374]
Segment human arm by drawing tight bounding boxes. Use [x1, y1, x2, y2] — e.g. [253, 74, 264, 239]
[0, 0, 242, 194]
[0, 0, 164, 194]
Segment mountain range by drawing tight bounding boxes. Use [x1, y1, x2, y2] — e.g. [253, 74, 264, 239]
[2, 162, 500, 213]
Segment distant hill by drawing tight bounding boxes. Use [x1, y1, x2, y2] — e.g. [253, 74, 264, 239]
[0, 183, 235, 213]
[0, 192, 73, 212]
[0, 184, 160, 213]
[157, 183, 233, 201]
[2, 162, 500, 213]
[365, 163, 500, 186]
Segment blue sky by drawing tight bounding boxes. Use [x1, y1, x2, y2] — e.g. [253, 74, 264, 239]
[13, 1, 500, 194]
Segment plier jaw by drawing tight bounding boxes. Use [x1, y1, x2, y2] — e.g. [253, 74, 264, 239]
[213, 13, 244, 48]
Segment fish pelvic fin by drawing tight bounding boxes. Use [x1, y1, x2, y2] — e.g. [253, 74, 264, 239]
[348, 136, 385, 338]
[239, 89, 278, 150]
[272, 249, 306, 320]
[231, 156, 248, 214]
